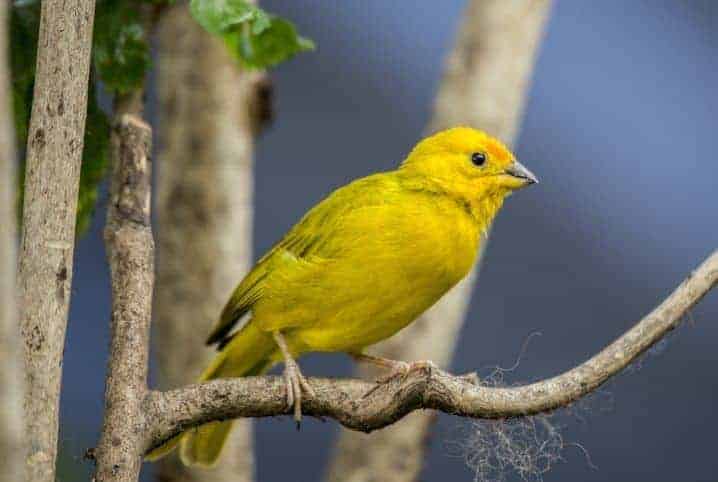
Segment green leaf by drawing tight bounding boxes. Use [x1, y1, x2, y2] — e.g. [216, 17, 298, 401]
[93, 0, 151, 94]
[190, 0, 256, 34]
[189, 0, 314, 69]
[249, 8, 271, 35]
[235, 16, 315, 69]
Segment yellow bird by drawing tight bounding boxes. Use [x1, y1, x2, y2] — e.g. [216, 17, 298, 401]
[147, 126, 537, 466]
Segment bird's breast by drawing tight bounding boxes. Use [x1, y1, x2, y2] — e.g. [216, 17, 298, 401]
[288, 196, 482, 353]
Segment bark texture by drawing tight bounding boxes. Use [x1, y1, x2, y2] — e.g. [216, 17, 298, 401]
[325, 2, 553, 480]
[143, 249, 718, 452]
[0, 3, 24, 481]
[94, 95, 154, 482]
[154, 5, 267, 481]
[16, 1, 96, 481]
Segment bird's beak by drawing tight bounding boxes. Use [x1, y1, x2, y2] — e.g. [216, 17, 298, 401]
[504, 160, 538, 186]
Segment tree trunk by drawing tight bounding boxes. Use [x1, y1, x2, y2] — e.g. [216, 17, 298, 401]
[16, 1, 95, 481]
[0, 3, 24, 482]
[154, 5, 268, 481]
[325, 1, 552, 481]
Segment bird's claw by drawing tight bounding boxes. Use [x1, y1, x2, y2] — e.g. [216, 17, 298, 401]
[363, 359, 437, 398]
[282, 358, 315, 427]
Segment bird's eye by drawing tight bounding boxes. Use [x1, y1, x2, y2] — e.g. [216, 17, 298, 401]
[471, 152, 487, 167]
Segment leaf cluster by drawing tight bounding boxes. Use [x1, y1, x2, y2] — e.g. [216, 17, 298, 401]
[10, 0, 313, 234]
[93, 0, 154, 95]
[190, 0, 314, 68]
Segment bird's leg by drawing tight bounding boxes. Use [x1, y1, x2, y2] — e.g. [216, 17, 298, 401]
[351, 352, 437, 397]
[273, 331, 315, 426]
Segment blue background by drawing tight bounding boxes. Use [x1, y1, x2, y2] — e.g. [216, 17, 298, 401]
[59, 1, 717, 481]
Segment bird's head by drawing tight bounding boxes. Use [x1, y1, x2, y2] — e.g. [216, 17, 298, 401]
[401, 127, 537, 201]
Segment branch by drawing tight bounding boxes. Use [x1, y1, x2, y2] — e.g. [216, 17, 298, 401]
[94, 101, 154, 482]
[16, 1, 96, 481]
[145, 249, 718, 453]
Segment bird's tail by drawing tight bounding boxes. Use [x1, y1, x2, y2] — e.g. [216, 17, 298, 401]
[145, 322, 276, 467]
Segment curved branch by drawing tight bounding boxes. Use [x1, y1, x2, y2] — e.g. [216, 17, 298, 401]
[145, 249, 718, 453]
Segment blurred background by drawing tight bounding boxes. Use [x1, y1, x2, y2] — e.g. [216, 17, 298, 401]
[58, 1, 717, 481]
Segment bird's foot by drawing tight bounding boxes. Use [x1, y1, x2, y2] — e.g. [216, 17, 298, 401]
[282, 357, 316, 427]
[273, 331, 315, 428]
[363, 359, 438, 398]
[373, 360, 410, 384]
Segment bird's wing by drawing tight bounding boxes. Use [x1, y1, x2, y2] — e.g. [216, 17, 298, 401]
[205, 173, 399, 348]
